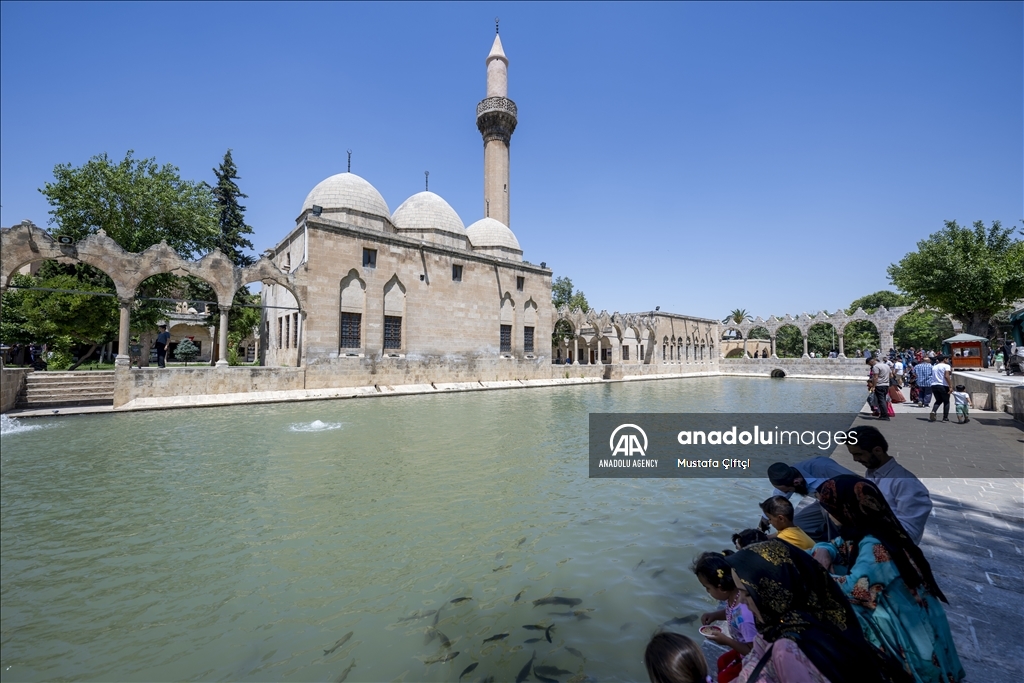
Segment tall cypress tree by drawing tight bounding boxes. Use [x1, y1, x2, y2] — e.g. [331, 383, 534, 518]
[211, 149, 256, 266]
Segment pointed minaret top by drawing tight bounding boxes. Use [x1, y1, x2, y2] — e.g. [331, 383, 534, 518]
[487, 33, 507, 66]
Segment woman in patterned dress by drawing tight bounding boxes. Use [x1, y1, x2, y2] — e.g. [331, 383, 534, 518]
[814, 475, 965, 683]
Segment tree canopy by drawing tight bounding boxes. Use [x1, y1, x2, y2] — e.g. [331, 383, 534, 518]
[887, 220, 1024, 337]
[552, 276, 590, 312]
[210, 149, 256, 266]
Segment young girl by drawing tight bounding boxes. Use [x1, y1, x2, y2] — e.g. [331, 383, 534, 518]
[644, 632, 711, 683]
[692, 552, 757, 682]
[952, 384, 973, 423]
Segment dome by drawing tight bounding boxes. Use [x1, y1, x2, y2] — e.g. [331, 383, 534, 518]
[392, 192, 466, 237]
[466, 217, 521, 252]
[301, 173, 390, 219]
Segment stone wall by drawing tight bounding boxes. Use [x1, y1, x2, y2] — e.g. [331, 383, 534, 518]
[1012, 385, 1024, 423]
[1, 368, 31, 413]
[951, 371, 1018, 414]
[114, 366, 305, 408]
[304, 355, 557, 389]
[719, 357, 867, 379]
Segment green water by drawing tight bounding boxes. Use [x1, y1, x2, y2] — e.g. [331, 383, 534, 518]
[1, 377, 864, 682]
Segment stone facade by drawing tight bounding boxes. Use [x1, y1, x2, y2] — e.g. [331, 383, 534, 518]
[1, 368, 31, 413]
[720, 357, 867, 380]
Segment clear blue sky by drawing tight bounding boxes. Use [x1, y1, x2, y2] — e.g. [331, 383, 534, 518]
[2, 1, 1020, 320]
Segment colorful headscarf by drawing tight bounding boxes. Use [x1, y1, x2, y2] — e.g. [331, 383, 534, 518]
[818, 474, 946, 603]
[726, 539, 910, 683]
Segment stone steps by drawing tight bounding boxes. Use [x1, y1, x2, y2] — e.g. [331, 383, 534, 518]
[16, 371, 115, 407]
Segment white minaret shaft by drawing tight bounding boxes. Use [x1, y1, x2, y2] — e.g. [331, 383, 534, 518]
[477, 32, 517, 227]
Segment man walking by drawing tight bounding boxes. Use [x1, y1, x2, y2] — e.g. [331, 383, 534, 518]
[913, 358, 934, 408]
[155, 324, 170, 368]
[867, 356, 891, 420]
[930, 354, 952, 422]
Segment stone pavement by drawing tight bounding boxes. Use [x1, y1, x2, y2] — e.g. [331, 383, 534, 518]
[830, 387, 1024, 682]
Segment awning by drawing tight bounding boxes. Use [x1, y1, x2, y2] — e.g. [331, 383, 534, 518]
[943, 333, 988, 343]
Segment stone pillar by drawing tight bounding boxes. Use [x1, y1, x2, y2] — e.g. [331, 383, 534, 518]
[216, 307, 230, 366]
[880, 327, 895, 354]
[802, 334, 809, 358]
[116, 298, 132, 366]
[838, 334, 845, 358]
[742, 337, 748, 358]
[770, 336, 777, 359]
[596, 337, 602, 365]
[573, 337, 579, 365]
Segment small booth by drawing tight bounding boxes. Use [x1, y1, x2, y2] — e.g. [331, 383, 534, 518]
[943, 333, 987, 370]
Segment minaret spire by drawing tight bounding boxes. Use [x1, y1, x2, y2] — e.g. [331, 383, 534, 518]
[477, 25, 517, 227]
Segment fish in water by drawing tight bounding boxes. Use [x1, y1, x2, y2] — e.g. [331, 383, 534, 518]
[514, 589, 525, 602]
[493, 564, 512, 572]
[532, 597, 582, 608]
[515, 536, 527, 547]
[335, 659, 356, 683]
[546, 625, 555, 643]
[565, 646, 584, 659]
[634, 559, 645, 571]
[459, 662, 479, 681]
[523, 624, 547, 630]
[535, 674, 558, 683]
[435, 629, 452, 648]
[536, 665, 574, 677]
[525, 637, 542, 643]
[482, 678, 495, 683]
[433, 609, 441, 626]
[424, 651, 460, 665]
[515, 652, 536, 683]
[573, 611, 592, 621]
[450, 597, 473, 604]
[324, 632, 354, 655]
[548, 611, 573, 617]
[483, 633, 509, 643]
[670, 518, 679, 524]
[399, 610, 437, 622]
[620, 622, 636, 631]
[662, 614, 699, 626]
[650, 569, 665, 578]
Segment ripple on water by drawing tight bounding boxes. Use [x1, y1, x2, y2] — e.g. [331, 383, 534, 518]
[0, 414, 54, 436]
[288, 420, 344, 432]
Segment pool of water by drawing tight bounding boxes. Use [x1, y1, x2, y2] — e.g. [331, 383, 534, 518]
[0, 377, 864, 682]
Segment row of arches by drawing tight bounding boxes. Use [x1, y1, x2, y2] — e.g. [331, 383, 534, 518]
[553, 307, 716, 366]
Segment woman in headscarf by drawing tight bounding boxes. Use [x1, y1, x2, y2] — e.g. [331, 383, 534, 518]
[725, 539, 910, 683]
[815, 475, 965, 683]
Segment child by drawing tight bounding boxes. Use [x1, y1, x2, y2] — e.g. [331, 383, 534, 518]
[952, 384, 973, 423]
[643, 631, 710, 683]
[730, 528, 767, 550]
[759, 496, 815, 551]
[692, 552, 756, 683]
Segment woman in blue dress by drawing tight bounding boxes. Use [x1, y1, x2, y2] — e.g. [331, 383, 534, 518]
[813, 475, 965, 683]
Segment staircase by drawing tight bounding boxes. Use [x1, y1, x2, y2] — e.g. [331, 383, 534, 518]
[17, 371, 115, 408]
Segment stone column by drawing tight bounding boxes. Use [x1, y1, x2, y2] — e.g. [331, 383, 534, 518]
[802, 334, 809, 358]
[770, 336, 777, 359]
[838, 334, 845, 358]
[573, 337, 579, 365]
[596, 337, 602, 365]
[880, 327, 895, 354]
[216, 307, 230, 366]
[116, 297, 133, 366]
[742, 337, 748, 358]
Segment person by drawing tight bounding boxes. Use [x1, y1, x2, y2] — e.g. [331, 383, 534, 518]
[951, 384, 972, 423]
[759, 496, 814, 551]
[863, 348, 872, 359]
[892, 357, 904, 388]
[913, 358, 933, 408]
[844, 426, 932, 544]
[643, 631, 710, 683]
[732, 528, 768, 550]
[693, 552, 756, 682]
[764, 458, 854, 542]
[726, 539, 910, 683]
[155, 324, 171, 368]
[814, 476, 965, 683]
[929, 355, 951, 422]
[761, 348, 767, 358]
[906, 363, 919, 404]
[866, 357, 891, 420]
[1001, 339, 1013, 375]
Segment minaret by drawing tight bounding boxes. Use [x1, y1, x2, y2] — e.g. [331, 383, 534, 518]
[476, 24, 517, 227]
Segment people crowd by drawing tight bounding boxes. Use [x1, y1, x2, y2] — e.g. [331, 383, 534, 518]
[644, 426, 964, 683]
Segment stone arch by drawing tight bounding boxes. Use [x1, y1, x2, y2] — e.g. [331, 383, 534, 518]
[339, 269, 366, 351]
[237, 257, 305, 313]
[774, 323, 804, 358]
[807, 321, 838, 357]
[382, 275, 407, 353]
[500, 292, 515, 355]
[771, 368, 786, 378]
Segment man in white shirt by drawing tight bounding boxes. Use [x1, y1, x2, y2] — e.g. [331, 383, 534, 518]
[846, 426, 932, 544]
[893, 358, 904, 387]
[930, 355, 952, 422]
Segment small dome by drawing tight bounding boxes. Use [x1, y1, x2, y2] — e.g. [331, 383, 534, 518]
[392, 192, 466, 236]
[466, 217, 521, 252]
[301, 173, 390, 219]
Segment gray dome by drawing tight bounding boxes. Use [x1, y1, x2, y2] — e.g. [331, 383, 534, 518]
[301, 173, 390, 219]
[392, 192, 466, 236]
[466, 217, 521, 251]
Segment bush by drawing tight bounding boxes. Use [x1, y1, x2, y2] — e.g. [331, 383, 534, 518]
[174, 339, 200, 365]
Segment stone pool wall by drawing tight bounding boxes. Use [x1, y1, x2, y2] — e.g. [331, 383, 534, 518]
[1, 368, 32, 413]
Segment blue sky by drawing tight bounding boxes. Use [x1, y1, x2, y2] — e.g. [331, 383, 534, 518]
[1, 1, 1020, 320]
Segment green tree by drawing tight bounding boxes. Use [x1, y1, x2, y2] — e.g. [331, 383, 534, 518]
[887, 220, 1024, 337]
[774, 325, 803, 358]
[846, 291, 912, 314]
[723, 308, 752, 325]
[174, 338, 200, 365]
[844, 321, 880, 355]
[552, 276, 590, 342]
[210, 149, 256, 266]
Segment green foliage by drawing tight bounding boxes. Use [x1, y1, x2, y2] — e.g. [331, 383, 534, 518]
[807, 322, 838, 356]
[846, 291, 913, 314]
[45, 337, 76, 371]
[174, 338, 200, 365]
[748, 326, 770, 340]
[893, 311, 955, 350]
[211, 149, 256, 267]
[0, 274, 35, 346]
[887, 220, 1024, 336]
[844, 321, 880, 355]
[552, 276, 589, 342]
[723, 308, 751, 325]
[775, 325, 803, 358]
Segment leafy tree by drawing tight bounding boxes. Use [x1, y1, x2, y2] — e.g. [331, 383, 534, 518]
[888, 220, 1024, 337]
[210, 149, 256, 267]
[723, 308, 752, 325]
[552, 276, 590, 342]
[748, 325, 770, 340]
[893, 311, 954, 351]
[174, 338, 200, 365]
[774, 325, 803, 358]
[846, 291, 912, 314]
[844, 321, 880, 355]
[807, 321, 838, 356]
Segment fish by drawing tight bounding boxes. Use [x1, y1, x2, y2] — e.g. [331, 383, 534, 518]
[424, 628, 437, 646]
[522, 624, 548, 630]
[496, 551, 505, 560]
[324, 632, 354, 655]
[336, 659, 356, 683]
[493, 564, 512, 572]
[525, 637, 543, 643]
[424, 651, 460, 665]
[436, 629, 452, 648]
[515, 652, 536, 683]
[634, 559, 645, 570]
[650, 569, 665, 578]
[573, 611, 592, 621]
[483, 677, 495, 683]
[536, 665, 574, 677]
[513, 589, 526, 602]
[483, 633, 509, 643]
[662, 614, 699, 626]
[532, 597, 582, 608]
[535, 674, 558, 683]
[459, 662, 479, 681]
[450, 597, 473, 604]
[399, 610, 437, 622]
[433, 609, 441, 626]
[620, 622, 636, 631]
[548, 611, 573, 617]
[515, 536, 527, 547]
[670, 518, 679, 524]
[565, 647, 584, 659]
[546, 625, 555, 643]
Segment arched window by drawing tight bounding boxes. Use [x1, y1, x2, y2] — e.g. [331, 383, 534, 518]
[339, 269, 365, 351]
[383, 276, 406, 352]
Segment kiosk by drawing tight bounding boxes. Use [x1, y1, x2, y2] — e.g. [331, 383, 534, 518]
[943, 333, 986, 370]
